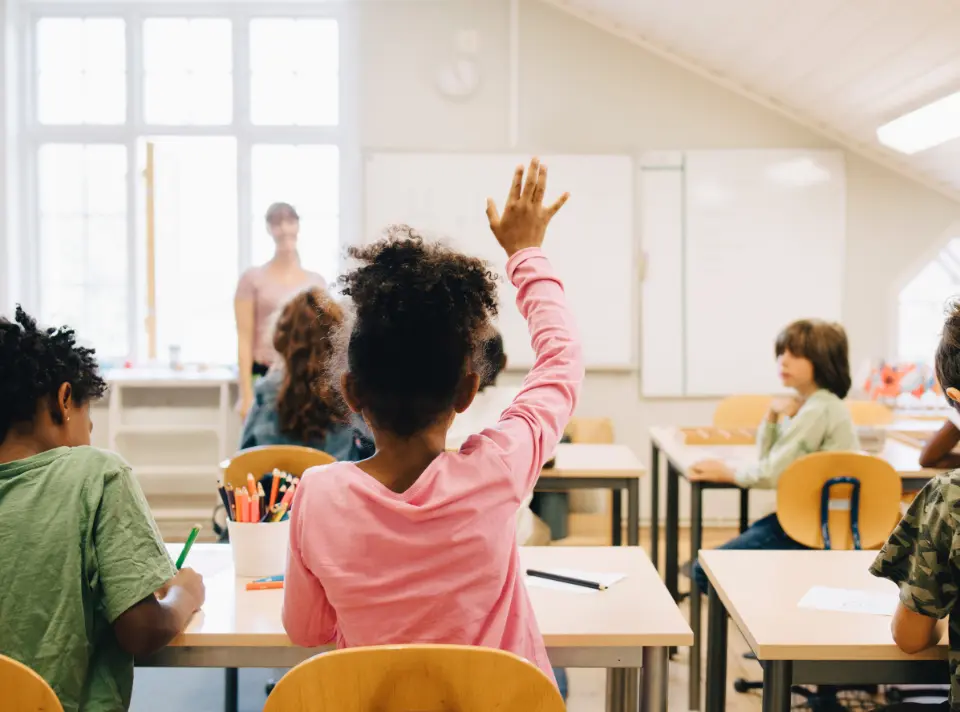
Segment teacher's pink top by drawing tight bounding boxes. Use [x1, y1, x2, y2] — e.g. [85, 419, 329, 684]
[281, 248, 583, 683]
[235, 265, 326, 366]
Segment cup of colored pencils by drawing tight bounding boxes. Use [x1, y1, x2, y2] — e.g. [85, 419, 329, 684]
[220, 469, 298, 578]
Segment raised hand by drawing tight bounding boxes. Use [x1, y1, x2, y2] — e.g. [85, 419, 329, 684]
[486, 158, 569, 257]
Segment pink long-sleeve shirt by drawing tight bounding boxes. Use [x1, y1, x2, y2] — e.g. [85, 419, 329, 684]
[281, 248, 584, 681]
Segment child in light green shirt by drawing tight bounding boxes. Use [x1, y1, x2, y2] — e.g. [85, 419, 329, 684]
[0, 307, 206, 712]
[688, 319, 859, 593]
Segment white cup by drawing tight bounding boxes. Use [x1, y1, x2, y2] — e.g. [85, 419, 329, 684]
[227, 519, 290, 578]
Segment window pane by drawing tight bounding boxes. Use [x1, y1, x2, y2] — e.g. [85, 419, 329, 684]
[37, 18, 125, 125]
[250, 19, 338, 126]
[148, 138, 238, 365]
[250, 145, 339, 281]
[143, 18, 232, 125]
[38, 144, 128, 359]
[899, 238, 960, 364]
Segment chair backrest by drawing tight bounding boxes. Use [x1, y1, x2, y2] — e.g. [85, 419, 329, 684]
[565, 417, 615, 444]
[263, 645, 565, 712]
[0, 654, 63, 712]
[712, 396, 774, 428]
[845, 400, 894, 426]
[777, 452, 902, 550]
[219, 445, 336, 490]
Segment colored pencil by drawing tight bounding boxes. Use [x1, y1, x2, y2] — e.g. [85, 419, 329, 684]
[235, 489, 248, 522]
[268, 470, 281, 510]
[226, 485, 236, 521]
[246, 472, 257, 497]
[253, 575, 284, 583]
[249, 491, 259, 523]
[175, 525, 202, 569]
[278, 482, 297, 508]
[270, 502, 289, 522]
[217, 486, 231, 519]
[245, 580, 283, 591]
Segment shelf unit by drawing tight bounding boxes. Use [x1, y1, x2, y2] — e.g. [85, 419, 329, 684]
[103, 368, 238, 537]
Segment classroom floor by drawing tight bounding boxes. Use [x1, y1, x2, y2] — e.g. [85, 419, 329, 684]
[130, 521, 762, 712]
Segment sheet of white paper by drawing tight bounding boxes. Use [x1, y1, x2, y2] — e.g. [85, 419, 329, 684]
[797, 585, 899, 616]
[524, 569, 626, 595]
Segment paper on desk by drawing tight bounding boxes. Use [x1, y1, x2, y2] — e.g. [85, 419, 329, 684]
[524, 569, 626, 595]
[798, 585, 899, 616]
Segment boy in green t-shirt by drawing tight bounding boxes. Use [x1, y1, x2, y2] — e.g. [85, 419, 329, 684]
[0, 307, 206, 712]
[871, 300, 960, 711]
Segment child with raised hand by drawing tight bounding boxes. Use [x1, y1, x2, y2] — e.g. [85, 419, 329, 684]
[281, 159, 581, 685]
[0, 307, 205, 712]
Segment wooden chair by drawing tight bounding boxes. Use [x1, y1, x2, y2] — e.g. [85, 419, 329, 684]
[777, 451, 902, 550]
[0, 654, 63, 712]
[712, 395, 774, 428]
[846, 400, 894, 426]
[263, 645, 565, 712]
[734, 452, 901, 699]
[219, 444, 335, 490]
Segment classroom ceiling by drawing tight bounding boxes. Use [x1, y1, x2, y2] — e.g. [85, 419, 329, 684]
[544, 0, 960, 202]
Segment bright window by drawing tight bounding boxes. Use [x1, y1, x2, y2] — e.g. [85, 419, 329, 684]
[250, 19, 338, 126]
[37, 144, 128, 356]
[143, 18, 232, 125]
[36, 18, 126, 124]
[898, 238, 960, 363]
[25, 7, 348, 365]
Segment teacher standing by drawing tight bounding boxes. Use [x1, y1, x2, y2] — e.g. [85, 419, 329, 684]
[235, 202, 326, 419]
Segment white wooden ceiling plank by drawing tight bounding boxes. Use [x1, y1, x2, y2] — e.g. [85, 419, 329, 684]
[789, 2, 959, 103]
[684, 0, 796, 73]
[732, 0, 847, 84]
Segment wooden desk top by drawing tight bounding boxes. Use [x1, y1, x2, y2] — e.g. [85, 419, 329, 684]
[543, 443, 644, 480]
[700, 550, 948, 662]
[649, 426, 939, 480]
[170, 544, 690, 649]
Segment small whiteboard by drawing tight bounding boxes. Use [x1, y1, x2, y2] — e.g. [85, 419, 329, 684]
[364, 153, 635, 369]
[641, 150, 846, 396]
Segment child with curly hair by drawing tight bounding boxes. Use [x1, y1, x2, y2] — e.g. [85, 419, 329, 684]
[0, 307, 205, 712]
[281, 159, 580, 686]
[240, 286, 373, 461]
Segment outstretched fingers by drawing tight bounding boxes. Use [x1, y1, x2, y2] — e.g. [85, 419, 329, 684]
[521, 157, 540, 201]
[545, 192, 570, 219]
[485, 198, 501, 228]
[508, 165, 524, 203]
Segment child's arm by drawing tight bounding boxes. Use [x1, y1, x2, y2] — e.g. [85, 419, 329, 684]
[871, 475, 958, 653]
[94, 465, 205, 657]
[471, 159, 583, 498]
[919, 421, 960, 469]
[113, 569, 205, 657]
[282, 480, 338, 647]
[732, 402, 829, 488]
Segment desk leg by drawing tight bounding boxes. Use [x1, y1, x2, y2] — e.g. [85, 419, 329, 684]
[650, 443, 661, 569]
[761, 661, 792, 712]
[665, 463, 680, 602]
[640, 647, 668, 712]
[689, 482, 704, 711]
[606, 669, 625, 712]
[739, 488, 750, 534]
[705, 584, 728, 712]
[626, 479, 640, 546]
[224, 668, 238, 712]
[612, 488, 622, 546]
[625, 668, 639, 712]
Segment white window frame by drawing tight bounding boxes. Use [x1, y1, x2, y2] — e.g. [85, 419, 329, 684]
[18, 1, 360, 362]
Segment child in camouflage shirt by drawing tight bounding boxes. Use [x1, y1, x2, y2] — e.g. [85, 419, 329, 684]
[871, 302, 960, 711]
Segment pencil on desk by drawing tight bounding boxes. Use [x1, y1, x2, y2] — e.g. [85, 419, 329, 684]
[245, 580, 283, 591]
[526, 569, 607, 591]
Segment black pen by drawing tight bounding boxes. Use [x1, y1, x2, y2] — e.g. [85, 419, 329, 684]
[526, 569, 607, 591]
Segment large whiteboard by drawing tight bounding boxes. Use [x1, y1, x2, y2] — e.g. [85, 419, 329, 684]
[364, 154, 635, 368]
[641, 150, 846, 396]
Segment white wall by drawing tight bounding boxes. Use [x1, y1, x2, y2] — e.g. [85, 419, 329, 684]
[360, 0, 960, 524]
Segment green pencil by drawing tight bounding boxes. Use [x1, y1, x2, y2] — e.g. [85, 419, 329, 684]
[175, 525, 202, 569]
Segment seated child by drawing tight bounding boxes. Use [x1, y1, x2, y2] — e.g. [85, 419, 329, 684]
[0, 307, 205, 712]
[281, 159, 580, 688]
[688, 319, 859, 593]
[870, 302, 960, 711]
[240, 286, 374, 460]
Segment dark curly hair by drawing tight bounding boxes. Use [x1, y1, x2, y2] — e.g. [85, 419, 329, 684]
[274, 288, 350, 443]
[936, 299, 960, 408]
[0, 306, 107, 442]
[339, 227, 499, 437]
